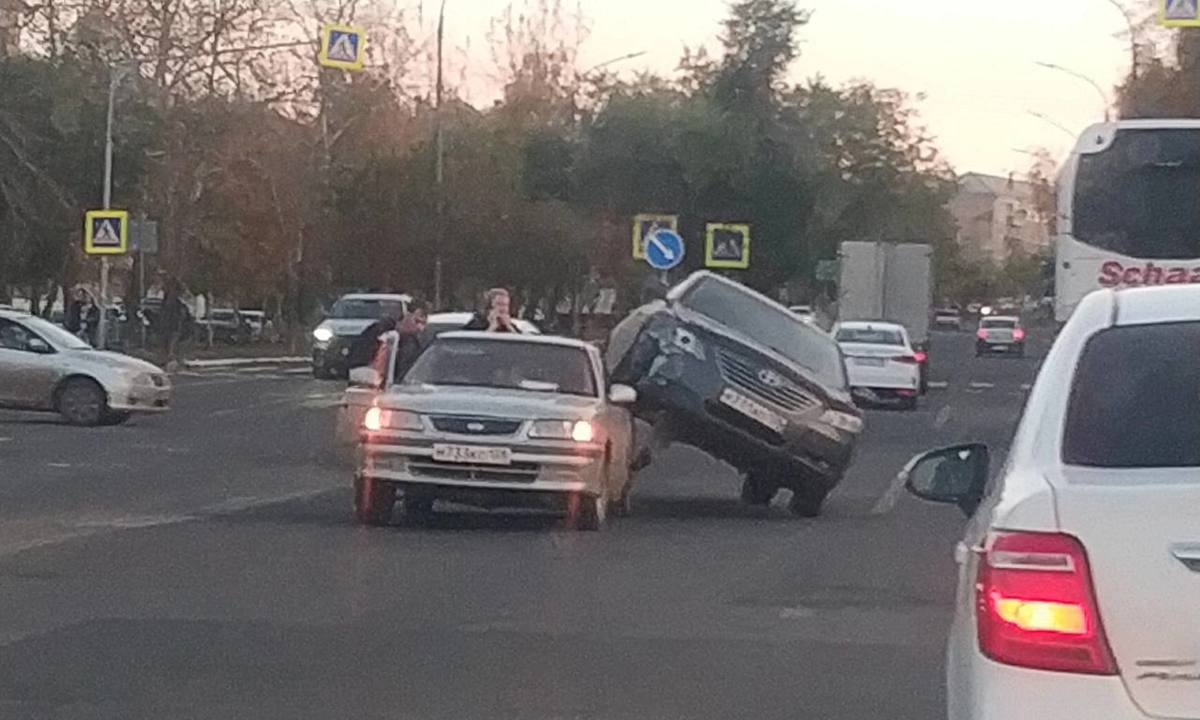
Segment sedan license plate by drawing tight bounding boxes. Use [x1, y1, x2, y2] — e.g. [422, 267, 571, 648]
[720, 388, 786, 433]
[991, 344, 1009, 351]
[853, 357, 886, 367]
[433, 444, 512, 466]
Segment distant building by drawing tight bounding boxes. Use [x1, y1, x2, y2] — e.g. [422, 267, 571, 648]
[0, 0, 21, 57]
[948, 172, 1050, 264]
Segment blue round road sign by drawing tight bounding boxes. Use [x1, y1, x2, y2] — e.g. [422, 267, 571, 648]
[644, 228, 685, 270]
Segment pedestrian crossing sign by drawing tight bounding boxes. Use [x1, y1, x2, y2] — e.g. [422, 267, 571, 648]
[705, 223, 751, 269]
[1163, 0, 1200, 26]
[84, 210, 129, 255]
[319, 23, 366, 70]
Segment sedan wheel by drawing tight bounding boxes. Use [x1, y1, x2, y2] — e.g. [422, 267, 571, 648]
[57, 378, 108, 426]
[740, 473, 778, 507]
[353, 476, 395, 526]
[572, 490, 608, 531]
[788, 482, 831, 518]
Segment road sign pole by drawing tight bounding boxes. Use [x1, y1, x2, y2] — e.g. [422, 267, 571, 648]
[96, 68, 119, 350]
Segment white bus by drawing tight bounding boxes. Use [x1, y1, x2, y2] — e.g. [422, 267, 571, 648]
[1056, 119, 1200, 321]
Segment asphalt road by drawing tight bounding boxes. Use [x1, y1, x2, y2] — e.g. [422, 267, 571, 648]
[0, 328, 1053, 720]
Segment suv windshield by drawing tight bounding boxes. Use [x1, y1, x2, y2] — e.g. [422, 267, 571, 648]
[1074, 129, 1200, 259]
[1063, 323, 1200, 468]
[403, 338, 596, 397]
[679, 277, 845, 388]
[836, 327, 905, 345]
[330, 299, 406, 320]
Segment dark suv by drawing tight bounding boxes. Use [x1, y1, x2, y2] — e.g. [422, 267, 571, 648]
[607, 272, 863, 517]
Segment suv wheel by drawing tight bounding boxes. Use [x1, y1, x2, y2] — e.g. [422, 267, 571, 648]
[740, 472, 778, 507]
[788, 481, 831, 518]
[354, 476, 395, 526]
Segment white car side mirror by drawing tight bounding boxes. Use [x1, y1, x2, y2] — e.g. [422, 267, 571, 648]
[348, 366, 382, 389]
[608, 384, 637, 405]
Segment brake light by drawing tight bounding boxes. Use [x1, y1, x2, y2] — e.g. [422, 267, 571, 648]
[977, 329, 988, 340]
[1013, 328, 1026, 341]
[913, 351, 927, 363]
[975, 532, 1117, 675]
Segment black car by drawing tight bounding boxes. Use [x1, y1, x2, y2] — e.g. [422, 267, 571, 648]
[607, 272, 863, 517]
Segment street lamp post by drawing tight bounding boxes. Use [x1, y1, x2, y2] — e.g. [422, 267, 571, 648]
[1035, 61, 1112, 122]
[434, 0, 446, 311]
[96, 63, 134, 350]
[1104, 0, 1138, 82]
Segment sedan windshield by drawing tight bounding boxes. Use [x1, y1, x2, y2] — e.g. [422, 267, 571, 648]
[836, 327, 905, 346]
[23, 316, 91, 350]
[402, 339, 597, 397]
[330, 299, 406, 320]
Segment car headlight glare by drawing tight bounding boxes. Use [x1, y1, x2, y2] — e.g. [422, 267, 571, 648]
[313, 327, 334, 343]
[529, 419, 595, 443]
[363, 407, 422, 432]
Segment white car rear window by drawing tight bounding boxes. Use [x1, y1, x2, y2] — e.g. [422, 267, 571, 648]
[1063, 323, 1200, 468]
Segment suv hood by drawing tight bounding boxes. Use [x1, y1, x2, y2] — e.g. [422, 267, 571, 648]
[317, 318, 377, 337]
[379, 385, 601, 420]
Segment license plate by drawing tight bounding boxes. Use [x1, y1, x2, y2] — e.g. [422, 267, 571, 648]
[853, 357, 886, 367]
[432, 444, 512, 466]
[720, 388, 786, 433]
[991, 344, 1009, 351]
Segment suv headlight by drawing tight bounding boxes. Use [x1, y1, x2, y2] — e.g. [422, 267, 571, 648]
[819, 409, 863, 434]
[529, 419, 595, 443]
[363, 407, 423, 432]
[313, 327, 334, 343]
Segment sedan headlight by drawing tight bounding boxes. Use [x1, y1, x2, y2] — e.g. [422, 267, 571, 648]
[363, 407, 423, 432]
[819, 409, 863, 434]
[313, 327, 334, 343]
[529, 419, 595, 443]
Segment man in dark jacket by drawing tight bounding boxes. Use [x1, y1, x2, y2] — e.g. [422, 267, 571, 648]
[351, 300, 429, 378]
[463, 287, 521, 332]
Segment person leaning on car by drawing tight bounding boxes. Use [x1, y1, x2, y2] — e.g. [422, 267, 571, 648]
[352, 300, 429, 380]
[463, 287, 522, 333]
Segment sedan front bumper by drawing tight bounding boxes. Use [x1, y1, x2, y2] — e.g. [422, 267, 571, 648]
[107, 379, 172, 413]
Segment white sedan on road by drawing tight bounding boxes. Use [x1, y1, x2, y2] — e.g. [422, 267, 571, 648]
[900, 284, 1200, 720]
[0, 309, 171, 425]
[833, 321, 922, 410]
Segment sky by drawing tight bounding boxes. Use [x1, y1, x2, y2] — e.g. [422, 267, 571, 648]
[416, 0, 1138, 178]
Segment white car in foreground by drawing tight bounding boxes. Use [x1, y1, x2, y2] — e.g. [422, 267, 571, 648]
[900, 284, 1200, 720]
[833, 321, 922, 410]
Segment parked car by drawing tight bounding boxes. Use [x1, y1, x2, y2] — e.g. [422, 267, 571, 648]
[933, 307, 963, 331]
[239, 310, 267, 341]
[349, 332, 636, 530]
[833, 321, 923, 410]
[607, 271, 863, 517]
[976, 315, 1026, 357]
[0, 309, 171, 426]
[899, 284, 1200, 720]
[311, 293, 412, 379]
[788, 304, 817, 325]
[197, 308, 252, 344]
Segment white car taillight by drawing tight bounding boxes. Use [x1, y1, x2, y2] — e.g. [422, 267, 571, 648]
[976, 531, 1117, 675]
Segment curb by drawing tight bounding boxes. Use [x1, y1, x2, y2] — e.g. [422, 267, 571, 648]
[183, 357, 310, 370]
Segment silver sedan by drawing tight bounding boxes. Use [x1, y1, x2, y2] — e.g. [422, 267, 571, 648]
[0, 309, 171, 426]
[351, 332, 636, 530]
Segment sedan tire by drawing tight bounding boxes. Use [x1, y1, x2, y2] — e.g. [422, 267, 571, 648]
[353, 476, 395, 526]
[571, 490, 608, 531]
[788, 481, 831, 518]
[57, 377, 108, 427]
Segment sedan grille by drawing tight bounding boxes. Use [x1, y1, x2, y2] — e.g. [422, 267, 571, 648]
[430, 416, 523, 436]
[717, 348, 818, 413]
[408, 459, 540, 483]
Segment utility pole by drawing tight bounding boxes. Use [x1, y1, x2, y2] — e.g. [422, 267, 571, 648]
[434, 0, 446, 310]
[97, 66, 122, 350]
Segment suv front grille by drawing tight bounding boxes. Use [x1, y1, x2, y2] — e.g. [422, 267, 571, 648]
[717, 348, 818, 413]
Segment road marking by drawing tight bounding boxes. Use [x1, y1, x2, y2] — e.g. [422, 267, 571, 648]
[871, 471, 908, 515]
[282, 367, 312, 375]
[1020, 383, 1033, 391]
[927, 381, 950, 390]
[0, 437, 12, 443]
[968, 382, 995, 390]
[46, 462, 71, 468]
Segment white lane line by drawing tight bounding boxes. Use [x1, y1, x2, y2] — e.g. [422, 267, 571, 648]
[0, 437, 12, 443]
[968, 382, 995, 389]
[46, 462, 71, 468]
[927, 381, 950, 390]
[871, 471, 909, 515]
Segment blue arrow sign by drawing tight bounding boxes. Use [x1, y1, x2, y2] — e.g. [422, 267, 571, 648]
[644, 228, 685, 270]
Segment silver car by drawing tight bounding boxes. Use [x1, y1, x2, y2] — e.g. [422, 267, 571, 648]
[0, 309, 171, 426]
[350, 332, 637, 530]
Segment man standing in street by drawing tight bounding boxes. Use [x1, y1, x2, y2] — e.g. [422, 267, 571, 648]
[351, 300, 429, 380]
[463, 287, 521, 332]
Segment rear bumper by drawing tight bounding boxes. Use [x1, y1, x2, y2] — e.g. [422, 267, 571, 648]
[955, 654, 1151, 720]
[976, 340, 1023, 353]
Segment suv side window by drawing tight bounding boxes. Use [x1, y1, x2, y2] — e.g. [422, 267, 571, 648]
[1063, 322, 1200, 468]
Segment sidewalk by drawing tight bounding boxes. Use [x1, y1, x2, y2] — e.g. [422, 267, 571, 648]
[126, 341, 310, 371]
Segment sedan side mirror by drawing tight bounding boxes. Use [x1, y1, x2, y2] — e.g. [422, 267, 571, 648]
[900, 443, 989, 517]
[348, 366, 382, 389]
[608, 384, 638, 405]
